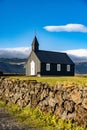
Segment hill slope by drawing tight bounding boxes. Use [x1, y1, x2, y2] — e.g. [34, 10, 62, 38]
[75, 62, 87, 74]
[0, 58, 26, 74]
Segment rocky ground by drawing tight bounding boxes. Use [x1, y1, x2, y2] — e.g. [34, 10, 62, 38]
[0, 78, 87, 127]
[0, 108, 38, 130]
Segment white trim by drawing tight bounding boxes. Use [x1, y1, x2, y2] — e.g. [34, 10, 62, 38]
[67, 65, 70, 72]
[57, 64, 61, 71]
[46, 63, 50, 71]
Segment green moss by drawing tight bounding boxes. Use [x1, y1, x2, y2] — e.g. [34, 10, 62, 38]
[7, 103, 21, 115]
[5, 103, 86, 130]
[0, 100, 6, 108]
[0, 101, 87, 130]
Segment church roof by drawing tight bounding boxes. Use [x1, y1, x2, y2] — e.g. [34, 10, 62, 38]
[36, 50, 74, 64]
[32, 36, 39, 46]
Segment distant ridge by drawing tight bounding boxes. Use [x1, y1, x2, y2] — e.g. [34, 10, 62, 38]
[0, 47, 31, 58]
[0, 58, 87, 74]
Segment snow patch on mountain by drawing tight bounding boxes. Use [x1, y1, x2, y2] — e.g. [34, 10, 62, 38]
[0, 47, 31, 58]
[0, 47, 87, 62]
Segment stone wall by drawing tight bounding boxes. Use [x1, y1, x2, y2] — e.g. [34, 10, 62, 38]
[0, 78, 87, 127]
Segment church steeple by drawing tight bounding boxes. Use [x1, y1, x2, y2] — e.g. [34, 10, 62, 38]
[32, 36, 39, 52]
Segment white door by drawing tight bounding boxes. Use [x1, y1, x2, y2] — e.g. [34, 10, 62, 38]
[30, 61, 35, 75]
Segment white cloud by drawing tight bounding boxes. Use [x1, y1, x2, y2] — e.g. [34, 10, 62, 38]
[0, 47, 31, 58]
[65, 49, 87, 57]
[0, 47, 87, 60]
[44, 24, 87, 32]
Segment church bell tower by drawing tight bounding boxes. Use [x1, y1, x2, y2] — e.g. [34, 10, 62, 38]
[32, 36, 39, 52]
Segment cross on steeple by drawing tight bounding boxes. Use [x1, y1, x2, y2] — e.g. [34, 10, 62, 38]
[32, 36, 39, 52]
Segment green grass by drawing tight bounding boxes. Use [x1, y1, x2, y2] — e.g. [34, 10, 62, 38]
[6, 75, 87, 87]
[0, 100, 87, 130]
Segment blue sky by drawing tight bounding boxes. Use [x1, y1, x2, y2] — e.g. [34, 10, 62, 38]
[0, 0, 87, 53]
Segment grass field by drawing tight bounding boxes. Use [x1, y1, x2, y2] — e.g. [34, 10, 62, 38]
[6, 75, 87, 87]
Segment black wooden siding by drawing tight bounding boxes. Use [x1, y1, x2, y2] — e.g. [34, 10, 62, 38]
[40, 63, 74, 76]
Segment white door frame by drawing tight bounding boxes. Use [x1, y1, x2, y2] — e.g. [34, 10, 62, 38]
[30, 60, 35, 75]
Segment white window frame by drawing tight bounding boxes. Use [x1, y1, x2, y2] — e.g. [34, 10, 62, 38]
[46, 63, 50, 71]
[57, 64, 61, 71]
[67, 65, 70, 72]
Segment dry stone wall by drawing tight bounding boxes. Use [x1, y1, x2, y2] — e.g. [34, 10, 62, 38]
[0, 78, 87, 127]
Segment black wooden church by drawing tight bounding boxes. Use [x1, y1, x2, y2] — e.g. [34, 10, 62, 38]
[26, 36, 75, 76]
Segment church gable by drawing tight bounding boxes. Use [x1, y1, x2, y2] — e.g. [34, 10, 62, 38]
[26, 51, 40, 76]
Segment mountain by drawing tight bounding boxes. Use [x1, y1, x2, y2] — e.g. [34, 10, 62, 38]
[0, 47, 31, 58]
[68, 54, 87, 62]
[0, 47, 87, 61]
[0, 58, 26, 75]
[0, 48, 87, 74]
[0, 48, 87, 60]
[65, 49, 87, 59]
[75, 62, 87, 74]
[0, 58, 87, 75]
[64, 49, 87, 63]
